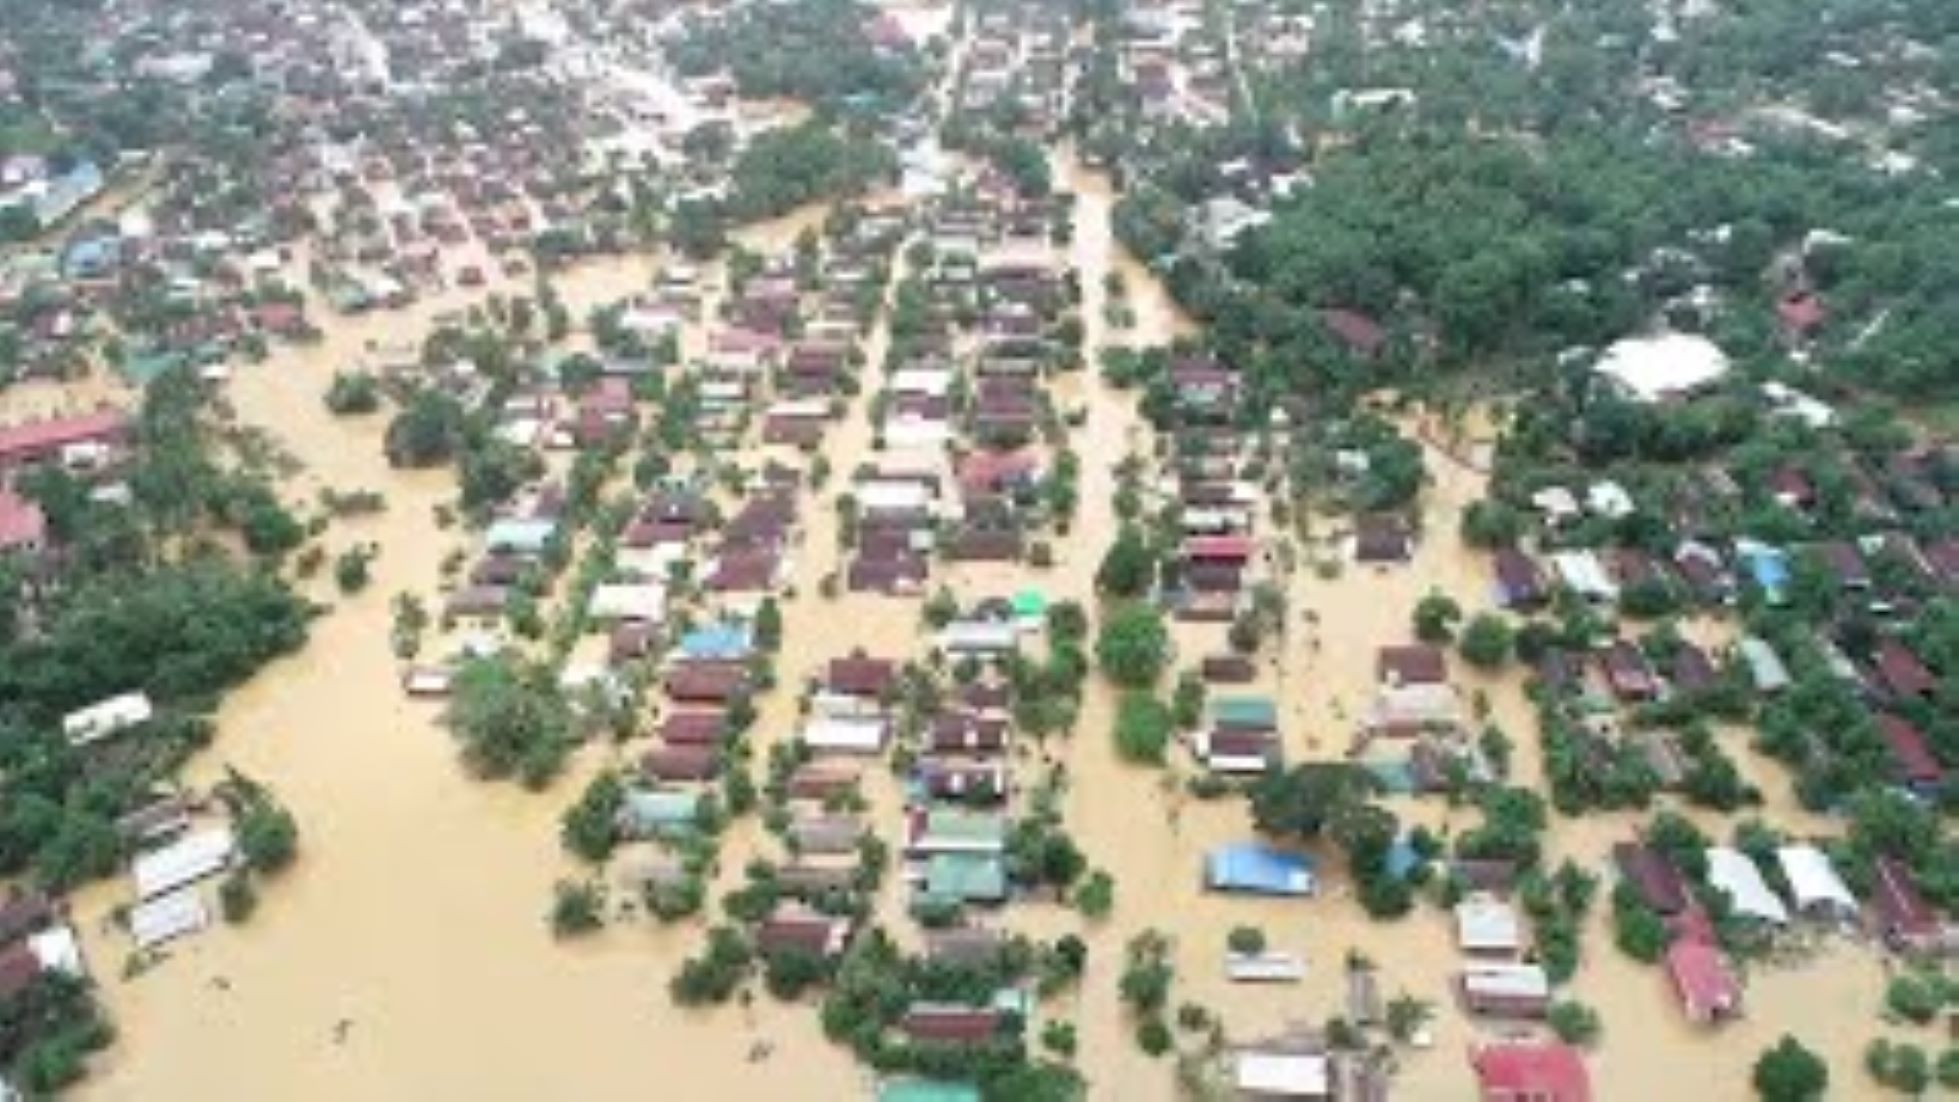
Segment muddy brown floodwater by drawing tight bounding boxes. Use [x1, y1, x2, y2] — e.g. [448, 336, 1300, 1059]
[59, 37, 1892, 1102]
[69, 258, 866, 1101]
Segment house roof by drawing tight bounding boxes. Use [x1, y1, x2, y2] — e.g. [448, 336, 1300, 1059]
[1210, 695, 1278, 731]
[1777, 844, 1857, 916]
[664, 661, 750, 702]
[1614, 843, 1688, 914]
[1473, 1043, 1591, 1102]
[900, 1004, 1002, 1044]
[827, 654, 896, 697]
[1184, 535, 1255, 562]
[1706, 847, 1789, 924]
[0, 487, 46, 549]
[1321, 308, 1387, 356]
[1455, 896, 1523, 952]
[658, 710, 728, 745]
[1206, 844, 1314, 896]
[1872, 856, 1938, 939]
[1665, 939, 1740, 1020]
[1878, 714, 1943, 786]
[1353, 514, 1411, 562]
[1595, 332, 1729, 403]
[0, 409, 127, 465]
[1874, 639, 1936, 698]
[1494, 548, 1544, 600]
[1378, 644, 1447, 685]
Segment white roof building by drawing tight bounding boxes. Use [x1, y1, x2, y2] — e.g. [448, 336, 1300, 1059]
[1530, 486, 1581, 525]
[1232, 1050, 1330, 1098]
[129, 889, 210, 950]
[133, 827, 236, 901]
[62, 692, 154, 748]
[1587, 480, 1636, 519]
[940, 620, 1019, 655]
[1595, 333, 1731, 402]
[587, 582, 669, 624]
[1777, 844, 1858, 920]
[1551, 549, 1620, 603]
[1225, 952, 1307, 983]
[799, 715, 890, 754]
[1455, 895, 1524, 954]
[1460, 961, 1551, 1000]
[857, 479, 936, 514]
[1706, 847, 1790, 924]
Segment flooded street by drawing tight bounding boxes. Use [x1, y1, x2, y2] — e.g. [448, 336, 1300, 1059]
[46, 11, 1897, 1102]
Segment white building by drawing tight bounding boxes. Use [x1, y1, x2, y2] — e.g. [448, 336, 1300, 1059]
[1595, 333, 1731, 403]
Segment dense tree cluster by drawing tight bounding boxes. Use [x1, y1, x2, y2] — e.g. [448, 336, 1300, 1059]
[667, 0, 924, 112]
[726, 122, 898, 224]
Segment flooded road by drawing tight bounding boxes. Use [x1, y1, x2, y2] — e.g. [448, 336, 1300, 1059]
[56, 13, 1895, 1102]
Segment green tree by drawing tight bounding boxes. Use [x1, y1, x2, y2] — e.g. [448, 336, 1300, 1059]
[1226, 925, 1266, 955]
[445, 657, 573, 785]
[1548, 1000, 1601, 1045]
[1096, 604, 1171, 687]
[1413, 592, 1462, 643]
[1458, 613, 1514, 669]
[753, 597, 783, 652]
[549, 879, 606, 937]
[324, 371, 382, 415]
[1114, 692, 1174, 764]
[1095, 525, 1156, 598]
[1755, 1036, 1828, 1101]
[1460, 500, 1523, 548]
[561, 771, 624, 862]
[1073, 869, 1115, 918]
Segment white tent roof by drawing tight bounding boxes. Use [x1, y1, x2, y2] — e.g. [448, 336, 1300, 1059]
[1706, 847, 1790, 924]
[799, 716, 889, 754]
[129, 889, 210, 950]
[857, 480, 935, 513]
[1596, 333, 1730, 402]
[133, 827, 235, 901]
[1777, 844, 1858, 916]
[1234, 1051, 1329, 1096]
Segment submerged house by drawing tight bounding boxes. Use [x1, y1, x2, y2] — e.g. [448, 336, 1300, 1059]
[1205, 845, 1315, 897]
[1665, 939, 1741, 1024]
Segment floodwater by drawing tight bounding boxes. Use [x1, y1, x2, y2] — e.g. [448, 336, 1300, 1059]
[69, 251, 868, 1100]
[54, 26, 1894, 1102]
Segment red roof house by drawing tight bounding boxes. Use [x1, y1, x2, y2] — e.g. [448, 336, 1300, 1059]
[900, 1004, 1003, 1045]
[0, 409, 128, 470]
[1473, 1043, 1591, 1102]
[0, 488, 47, 552]
[1871, 856, 1942, 950]
[1878, 714, 1943, 792]
[1665, 939, 1741, 1024]
[1874, 639, 1937, 699]
[826, 653, 896, 698]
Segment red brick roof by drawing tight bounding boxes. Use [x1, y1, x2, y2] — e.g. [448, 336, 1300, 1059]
[1665, 939, 1740, 1021]
[1473, 1043, 1590, 1102]
[0, 409, 127, 465]
[0, 487, 46, 549]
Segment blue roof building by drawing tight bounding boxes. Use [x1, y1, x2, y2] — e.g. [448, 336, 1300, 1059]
[1205, 844, 1316, 896]
[1735, 539, 1789, 604]
[678, 621, 754, 662]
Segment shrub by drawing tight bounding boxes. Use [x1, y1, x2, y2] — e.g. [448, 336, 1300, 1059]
[1226, 925, 1266, 955]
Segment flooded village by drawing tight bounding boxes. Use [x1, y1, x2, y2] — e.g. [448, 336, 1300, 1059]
[5, 0, 1959, 1098]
